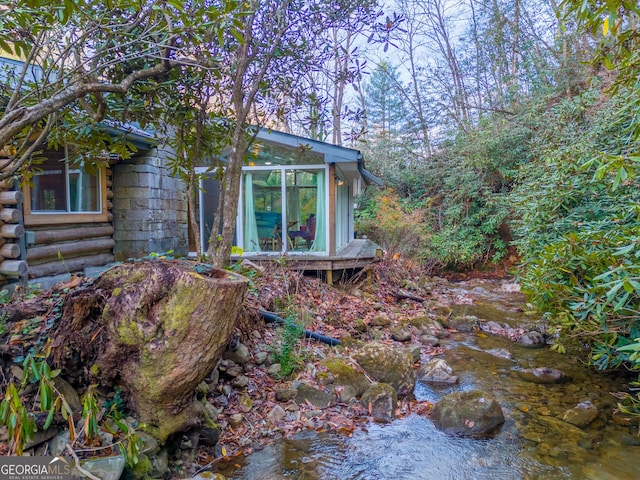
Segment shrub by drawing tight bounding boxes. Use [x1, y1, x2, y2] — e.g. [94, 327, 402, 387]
[512, 87, 640, 372]
[355, 189, 426, 259]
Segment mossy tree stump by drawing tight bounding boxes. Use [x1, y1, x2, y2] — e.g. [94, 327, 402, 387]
[52, 260, 248, 442]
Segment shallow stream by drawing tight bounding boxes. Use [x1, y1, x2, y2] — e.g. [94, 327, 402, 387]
[216, 280, 640, 479]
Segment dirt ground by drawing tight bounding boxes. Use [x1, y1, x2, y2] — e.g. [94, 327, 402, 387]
[188, 258, 514, 476]
[0, 257, 514, 474]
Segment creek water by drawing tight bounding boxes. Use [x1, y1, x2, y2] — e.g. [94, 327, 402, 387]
[216, 280, 640, 479]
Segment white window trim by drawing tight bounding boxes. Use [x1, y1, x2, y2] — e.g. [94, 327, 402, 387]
[30, 146, 102, 215]
[196, 165, 330, 256]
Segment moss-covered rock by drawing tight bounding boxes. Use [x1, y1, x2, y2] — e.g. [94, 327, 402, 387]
[353, 343, 416, 397]
[124, 453, 151, 480]
[409, 316, 447, 338]
[446, 315, 481, 333]
[431, 390, 505, 438]
[354, 319, 368, 333]
[360, 383, 398, 423]
[390, 326, 412, 342]
[370, 314, 391, 327]
[295, 383, 334, 409]
[319, 357, 371, 397]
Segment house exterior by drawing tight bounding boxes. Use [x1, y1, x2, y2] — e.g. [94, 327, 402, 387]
[0, 128, 380, 287]
[196, 129, 383, 283]
[0, 58, 381, 288]
[0, 127, 188, 284]
[197, 129, 380, 254]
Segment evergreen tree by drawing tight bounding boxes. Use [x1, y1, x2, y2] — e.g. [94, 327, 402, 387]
[364, 62, 406, 140]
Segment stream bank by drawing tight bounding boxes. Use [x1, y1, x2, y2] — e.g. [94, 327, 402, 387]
[2, 260, 638, 480]
[208, 267, 640, 480]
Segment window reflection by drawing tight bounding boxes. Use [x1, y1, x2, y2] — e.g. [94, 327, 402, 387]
[31, 152, 100, 213]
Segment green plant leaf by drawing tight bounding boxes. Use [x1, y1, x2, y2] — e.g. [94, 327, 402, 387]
[43, 407, 56, 430]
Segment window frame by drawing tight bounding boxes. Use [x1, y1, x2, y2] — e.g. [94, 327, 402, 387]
[23, 148, 108, 226]
[238, 164, 329, 255]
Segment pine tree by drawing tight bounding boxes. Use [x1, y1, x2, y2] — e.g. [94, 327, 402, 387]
[364, 61, 407, 140]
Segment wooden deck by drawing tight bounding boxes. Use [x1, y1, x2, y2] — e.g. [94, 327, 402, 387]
[235, 238, 383, 284]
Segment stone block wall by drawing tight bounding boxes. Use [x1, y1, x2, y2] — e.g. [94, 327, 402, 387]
[112, 146, 188, 260]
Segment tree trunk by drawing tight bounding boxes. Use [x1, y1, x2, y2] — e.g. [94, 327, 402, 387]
[187, 108, 205, 256]
[209, 123, 246, 268]
[51, 260, 248, 443]
[331, 27, 352, 146]
[186, 167, 202, 256]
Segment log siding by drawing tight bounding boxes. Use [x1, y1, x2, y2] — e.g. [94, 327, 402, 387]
[21, 165, 116, 280]
[0, 175, 26, 281]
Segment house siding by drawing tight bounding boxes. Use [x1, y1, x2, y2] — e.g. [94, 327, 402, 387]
[20, 163, 114, 279]
[112, 146, 188, 260]
[0, 178, 27, 283]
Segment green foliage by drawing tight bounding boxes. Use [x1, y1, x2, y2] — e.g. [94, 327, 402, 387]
[0, 383, 36, 455]
[104, 387, 125, 415]
[0, 288, 12, 305]
[364, 62, 407, 138]
[143, 250, 175, 261]
[614, 381, 640, 417]
[512, 86, 640, 374]
[103, 410, 143, 468]
[0, 354, 142, 463]
[0, 308, 7, 337]
[561, 0, 640, 94]
[81, 385, 101, 443]
[361, 118, 519, 268]
[0, 354, 70, 454]
[225, 261, 259, 296]
[0, 0, 245, 181]
[419, 160, 511, 268]
[269, 314, 305, 378]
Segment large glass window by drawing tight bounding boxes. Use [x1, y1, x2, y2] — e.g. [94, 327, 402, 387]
[285, 169, 321, 252]
[241, 166, 327, 253]
[245, 170, 283, 253]
[31, 150, 101, 213]
[248, 142, 324, 166]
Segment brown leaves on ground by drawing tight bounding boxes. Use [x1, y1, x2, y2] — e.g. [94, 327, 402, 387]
[245, 258, 451, 341]
[206, 258, 458, 466]
[0, 258, 486, 468]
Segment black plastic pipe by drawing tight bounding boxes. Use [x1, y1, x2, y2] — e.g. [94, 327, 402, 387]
[258, 310, 341, 346]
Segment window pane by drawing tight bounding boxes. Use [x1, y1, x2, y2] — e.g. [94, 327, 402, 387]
[31, 157, 67, 211]
[248, 142, 324, 166]
[251, 170, 282, 252]
[286, 169, 319, 251]
[31, 153, 101, 213]
[69, 163, 99, 212]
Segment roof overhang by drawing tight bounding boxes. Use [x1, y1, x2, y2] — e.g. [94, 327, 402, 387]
[255, 128, 382, 186]
[100, 122, 157, 153]
[255, 128, 360, 163]
[358, 163, 383, 186]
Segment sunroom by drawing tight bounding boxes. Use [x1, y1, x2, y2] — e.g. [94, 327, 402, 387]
[196, 129, 382, 271]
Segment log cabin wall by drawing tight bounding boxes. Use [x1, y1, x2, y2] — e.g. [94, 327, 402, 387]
[0, 178, 27, 286]
[112, 145, 188, 260]
[23, 167, 116, 280]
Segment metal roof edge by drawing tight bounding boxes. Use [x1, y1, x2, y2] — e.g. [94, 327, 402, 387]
[357, 155, 383, 186]
[256, 128, 360, 161]
[100, 122, 157, 153]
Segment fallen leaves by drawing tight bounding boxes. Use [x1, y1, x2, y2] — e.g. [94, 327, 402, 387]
[204, 259, 465, 464]
[0, 257, 518, 476]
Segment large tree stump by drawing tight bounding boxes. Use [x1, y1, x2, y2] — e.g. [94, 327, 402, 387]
[51, 260, 248, 442]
